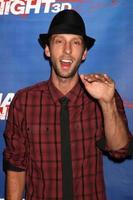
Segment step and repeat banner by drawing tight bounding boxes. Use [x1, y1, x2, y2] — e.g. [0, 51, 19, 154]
[0, 0, 133, 199]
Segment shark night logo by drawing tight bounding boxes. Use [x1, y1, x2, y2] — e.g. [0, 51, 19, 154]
[0, 93, 15, 120]
[0, 0, 119, 15]
[0, 0, 72, 15]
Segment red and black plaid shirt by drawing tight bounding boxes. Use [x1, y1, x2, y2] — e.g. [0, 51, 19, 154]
[4, 78, 132, 200]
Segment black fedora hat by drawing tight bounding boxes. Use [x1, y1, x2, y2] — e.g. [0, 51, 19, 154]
[38, 9, 95, 50]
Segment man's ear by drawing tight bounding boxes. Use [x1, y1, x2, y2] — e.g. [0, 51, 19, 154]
[44, 45, 51, 58]
[82, 48, 88, 61]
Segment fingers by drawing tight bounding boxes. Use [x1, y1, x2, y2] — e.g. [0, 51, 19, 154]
[80, 73, 114, 85]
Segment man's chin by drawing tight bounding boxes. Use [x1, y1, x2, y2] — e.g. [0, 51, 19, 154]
[57, 72, 77, 79]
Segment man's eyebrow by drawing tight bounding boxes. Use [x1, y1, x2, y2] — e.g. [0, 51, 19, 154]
[50, 35, 84, 43]
[51, 35, 64, 40]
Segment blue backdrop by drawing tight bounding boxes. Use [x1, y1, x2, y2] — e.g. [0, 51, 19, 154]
[0, 0, 133, 199]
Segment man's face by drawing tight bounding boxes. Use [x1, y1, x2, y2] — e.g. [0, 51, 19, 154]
[45, 34, 87, 79]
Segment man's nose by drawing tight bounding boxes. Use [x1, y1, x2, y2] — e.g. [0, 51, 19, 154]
[64, 42, 72, 54]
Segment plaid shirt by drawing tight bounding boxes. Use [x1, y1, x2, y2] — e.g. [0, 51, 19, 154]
[4, 78, 132, 200]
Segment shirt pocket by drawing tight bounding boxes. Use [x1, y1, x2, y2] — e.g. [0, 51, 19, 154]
[26, 124, 61, 162]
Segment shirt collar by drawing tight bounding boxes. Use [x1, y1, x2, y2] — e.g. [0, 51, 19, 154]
[48, 77, 84, 105]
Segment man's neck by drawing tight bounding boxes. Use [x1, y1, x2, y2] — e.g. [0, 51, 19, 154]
[51, 74, 79, 95]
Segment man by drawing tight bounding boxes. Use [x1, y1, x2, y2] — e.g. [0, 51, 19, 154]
[4, 9, 133, 200]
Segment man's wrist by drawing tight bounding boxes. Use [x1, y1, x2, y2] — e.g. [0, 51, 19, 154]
[99, 97, 117, 115]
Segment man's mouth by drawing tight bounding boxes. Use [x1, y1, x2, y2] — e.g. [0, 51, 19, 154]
[60, 59, 73, 68]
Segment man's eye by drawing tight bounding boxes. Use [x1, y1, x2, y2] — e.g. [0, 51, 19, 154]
[73, 40, 81, 45]
[55, 39, 63, 44]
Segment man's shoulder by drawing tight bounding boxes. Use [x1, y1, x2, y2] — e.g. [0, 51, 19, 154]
[13, 80, 49, 103]
[17, 80, 49, 94]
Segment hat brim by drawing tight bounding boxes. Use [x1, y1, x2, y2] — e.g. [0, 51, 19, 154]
[38, 33, 95, 50]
